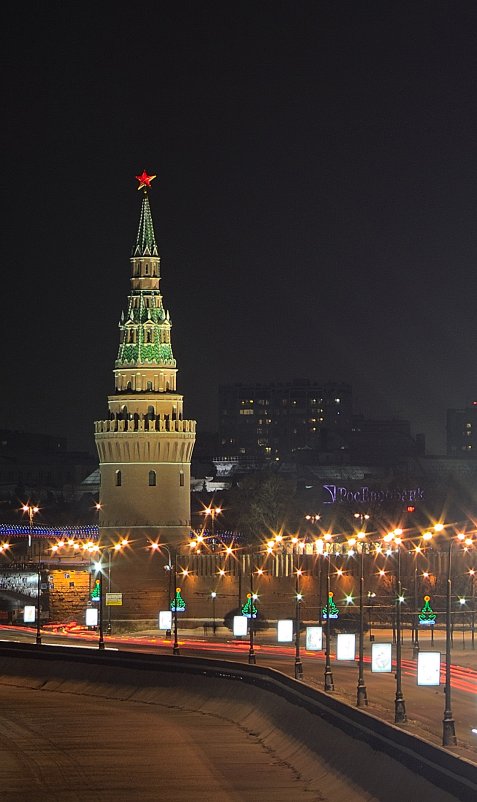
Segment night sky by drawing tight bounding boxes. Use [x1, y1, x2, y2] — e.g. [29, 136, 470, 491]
[3, 2, 477, 455]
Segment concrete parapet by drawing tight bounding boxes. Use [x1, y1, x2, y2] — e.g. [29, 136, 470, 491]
[0, 645, 473, 802]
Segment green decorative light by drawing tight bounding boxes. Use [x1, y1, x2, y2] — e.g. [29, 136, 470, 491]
[322, 591, 339, 620]
[170, 587, 186, 613]
[418, 595, 436, 626]
[242, 593, 257, 619]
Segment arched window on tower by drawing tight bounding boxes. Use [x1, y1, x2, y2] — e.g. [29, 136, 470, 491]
[115, 470, 122, 487]
[147, 381, 153, 391]
[149, 470, 156, 487]
[179, 470, 184, 487]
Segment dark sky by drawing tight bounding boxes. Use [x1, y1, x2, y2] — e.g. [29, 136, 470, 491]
[3, 1, 477, 455]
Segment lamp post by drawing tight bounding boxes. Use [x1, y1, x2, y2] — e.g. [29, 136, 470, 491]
[356, 537, 368, 707]
[91, 561, 105, 650]
[323, 550, 334, 691]
[202, 505, 222, 551]
[294, 550, 304, 680]
[443, 534, 457, 746]
[248, 555, 256, 665]
[98, 566, 105, 650]
[391, 531, 407, 723]
[211, 591, 217, 634]
[172, 551, 180, 656]
[367, 591, 376, 640]
[164, 548, 173, 638]
[104, 539, 128, 636]
[22, 504, 41, 644]
[35, 543, 42, 647]
[22, 502, 39, 560]
[150, 542, 178, 646]
[470, 569, 476, 650]
[412, 563, 420, 658]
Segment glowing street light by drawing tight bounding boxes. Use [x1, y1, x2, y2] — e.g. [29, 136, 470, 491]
[211, 590, 217, 634]
[201, 505, 222, 550]
[385, 530, 407, 723]
[355, 534, 368, 708]
[294, 555, 304, 680]
[22, 504, 41, 645]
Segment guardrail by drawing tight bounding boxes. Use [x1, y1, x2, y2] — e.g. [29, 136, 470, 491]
[0, 642, 475, 801]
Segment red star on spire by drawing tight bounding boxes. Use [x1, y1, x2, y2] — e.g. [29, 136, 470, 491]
[136, 170, 157, 190]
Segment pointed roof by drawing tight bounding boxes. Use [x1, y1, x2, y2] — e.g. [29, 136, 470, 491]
[132, 192, 159, 257]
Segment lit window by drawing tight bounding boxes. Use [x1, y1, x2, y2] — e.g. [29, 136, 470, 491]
[179, 470, 184, 487]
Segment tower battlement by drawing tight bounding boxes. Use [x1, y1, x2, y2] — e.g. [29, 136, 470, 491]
[94, 418, 196, 435]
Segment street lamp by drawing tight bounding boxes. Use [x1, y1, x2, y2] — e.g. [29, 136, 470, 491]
[384, 529, 407, 723]
[149, 542, 182, 653]
[201, 505, 222, 550]
[469, 569, 476, 650]
[104, 539, 128, 635]
[248, 558, 257, 665]
[22, 504, 41, 645]
[172, 552, 180, 655]
[92, 561, 105, 650]
[305, 513, 321, 525]
[356, 536, 368, 707]
[211, 591, 217, 634]
[294, 557, 304, 680]
[367, 591, 376, 640]
[412, 557, 420, 658]
[323, 549, 335, 691]
[420, 523, 463, 746]
[443, 532, 457, 746]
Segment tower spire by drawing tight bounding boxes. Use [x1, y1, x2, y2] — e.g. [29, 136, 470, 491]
[133, 192, 158, 257]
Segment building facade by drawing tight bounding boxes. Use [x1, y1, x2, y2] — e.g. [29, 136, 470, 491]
[94, 181, 196, 545]
[447, 403, 477, 457]
[218, 380, 352, 459]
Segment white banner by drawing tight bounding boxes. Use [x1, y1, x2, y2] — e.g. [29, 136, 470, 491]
[417, 651, 441, 686]
[233, 615, 248, 637]
[159, 610, 172, 630]
[277, 619, 293, 642]
[23, 605, 36, 623]
[371, 642, 392, 673]
[336, 633, 356, 660]
[85, 608, 98, 627]
[306, 626, 323, 651]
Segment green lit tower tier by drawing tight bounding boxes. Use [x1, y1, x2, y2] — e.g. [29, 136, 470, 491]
[94, 175, 196, 545]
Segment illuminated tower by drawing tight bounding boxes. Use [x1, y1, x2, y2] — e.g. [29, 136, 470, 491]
[94, 172, 196, 545]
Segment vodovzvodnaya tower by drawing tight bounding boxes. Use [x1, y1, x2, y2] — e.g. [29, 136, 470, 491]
[94, 173, 196, 545]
